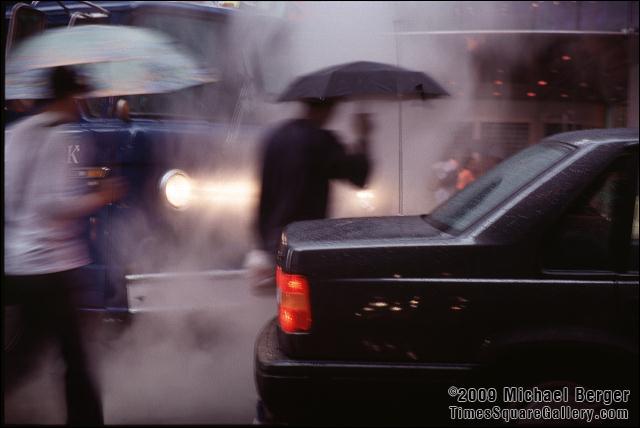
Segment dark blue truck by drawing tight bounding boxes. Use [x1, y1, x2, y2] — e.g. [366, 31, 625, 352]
[4, 1, 289, 316]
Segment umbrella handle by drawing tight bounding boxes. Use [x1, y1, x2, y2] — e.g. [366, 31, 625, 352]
[353, 112, 373, 141]
[356, 99, 375, 115]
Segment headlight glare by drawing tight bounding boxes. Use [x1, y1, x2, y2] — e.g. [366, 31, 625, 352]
[160, 169, 192, 209]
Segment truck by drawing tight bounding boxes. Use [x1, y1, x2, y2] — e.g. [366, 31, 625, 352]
[3, 1, 291, 328]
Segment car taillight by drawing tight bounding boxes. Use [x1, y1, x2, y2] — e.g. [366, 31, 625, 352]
[276, 266, 311, 333]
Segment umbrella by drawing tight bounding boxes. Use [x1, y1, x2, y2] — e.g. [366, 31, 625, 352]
[5, 25, 217, 99]
[277, 61, 449, 102]
[278, 61, 449, 217]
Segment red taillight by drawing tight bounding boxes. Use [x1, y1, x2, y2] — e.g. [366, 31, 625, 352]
[276, 266, 311, 333]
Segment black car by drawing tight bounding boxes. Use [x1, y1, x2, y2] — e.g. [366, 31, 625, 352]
[255, 128, 639, 426]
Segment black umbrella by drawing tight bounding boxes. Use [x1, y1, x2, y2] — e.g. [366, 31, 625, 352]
[277, 61, 449, 102]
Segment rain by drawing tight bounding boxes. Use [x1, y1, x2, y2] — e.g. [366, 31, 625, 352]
[3, 1, 638, 426]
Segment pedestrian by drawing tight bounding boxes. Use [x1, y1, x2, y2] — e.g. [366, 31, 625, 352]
[456, 151, 482, 190]
[4, 65, 127, 425]
[252, 98, 372, 280]
[432, 151, 460, 205]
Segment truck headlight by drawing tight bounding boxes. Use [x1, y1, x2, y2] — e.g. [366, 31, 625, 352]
[160, 169, 192, 209]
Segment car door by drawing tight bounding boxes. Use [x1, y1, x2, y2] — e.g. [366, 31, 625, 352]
[534, 147, 638, 347]
[615, 162, 639, 352]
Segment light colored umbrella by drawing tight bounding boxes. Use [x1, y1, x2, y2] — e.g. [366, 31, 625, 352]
[5, 24, 217, 99]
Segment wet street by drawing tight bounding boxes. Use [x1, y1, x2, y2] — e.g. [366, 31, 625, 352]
[3, 2, 638, 428]
[4, 273, 276, 425]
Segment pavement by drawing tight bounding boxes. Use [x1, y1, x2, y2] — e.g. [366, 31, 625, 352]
[3, 273, 277, 425]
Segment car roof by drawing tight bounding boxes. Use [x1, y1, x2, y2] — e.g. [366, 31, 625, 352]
[542, 127, 639, 147]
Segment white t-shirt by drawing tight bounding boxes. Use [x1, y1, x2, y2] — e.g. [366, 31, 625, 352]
[4, 111, 95, 275]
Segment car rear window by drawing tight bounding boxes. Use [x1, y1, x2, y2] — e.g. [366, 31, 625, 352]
[428, 142, 573, 233]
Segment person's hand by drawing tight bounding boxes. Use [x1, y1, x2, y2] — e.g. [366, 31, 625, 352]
[353, 112, 374, 139]
[98, 177, 128, 204]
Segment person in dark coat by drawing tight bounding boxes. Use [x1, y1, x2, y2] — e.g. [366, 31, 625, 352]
[257, 98, 372, 257]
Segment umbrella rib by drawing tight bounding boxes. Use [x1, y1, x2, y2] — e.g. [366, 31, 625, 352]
[321, 72, 336, 100]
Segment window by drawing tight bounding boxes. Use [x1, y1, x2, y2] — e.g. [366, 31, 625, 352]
[5, 4, 46, 53]
[544, 155, 637, 272]
[428, 142, 572, 233]
[481, 122, 530, 158]
[121, 12, 232, 121]
[630, 193, 639, 272]
[632, 196, 639, 241]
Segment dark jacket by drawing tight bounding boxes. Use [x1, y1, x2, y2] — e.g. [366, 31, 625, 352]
[257, 119, 370, 254]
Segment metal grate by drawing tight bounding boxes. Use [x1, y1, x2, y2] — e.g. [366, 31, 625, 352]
[481, 122, 530, 157]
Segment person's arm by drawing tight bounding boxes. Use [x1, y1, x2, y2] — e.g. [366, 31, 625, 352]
[352, 112, 372, 155]
[37, 130, 127, 220]
[48, 179, 127, 221]
[325, 113, 373, 187]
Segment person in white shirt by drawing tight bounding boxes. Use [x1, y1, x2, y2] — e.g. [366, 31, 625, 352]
[4, 66, 126, 425]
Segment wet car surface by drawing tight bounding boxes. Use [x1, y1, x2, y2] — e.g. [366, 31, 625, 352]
[255, 128, 639, 425]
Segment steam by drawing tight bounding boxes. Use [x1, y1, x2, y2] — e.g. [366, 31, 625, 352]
[107, 1, 511, 275]
[97, 3, 483, 418]
[6, 2, 587, 424]
[253, 1, 477, 216]
[90, 4, 472, 422]
[4, 341, 66, 424]
[3, 4, 475, 422]
[94, 306, 273, 424]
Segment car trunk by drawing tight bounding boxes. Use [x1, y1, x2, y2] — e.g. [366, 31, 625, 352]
[277, 217, 621, 364]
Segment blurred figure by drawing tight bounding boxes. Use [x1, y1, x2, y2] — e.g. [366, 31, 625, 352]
[4, 66, 127, 425]
[251, 99, 372, 285]
[432, 151, 460, 205]
[456, 151, 482, 190]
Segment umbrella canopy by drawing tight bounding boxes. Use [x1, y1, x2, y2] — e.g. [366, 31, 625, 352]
[277, 61, 449, 102]
[5, 25, 217, 99]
